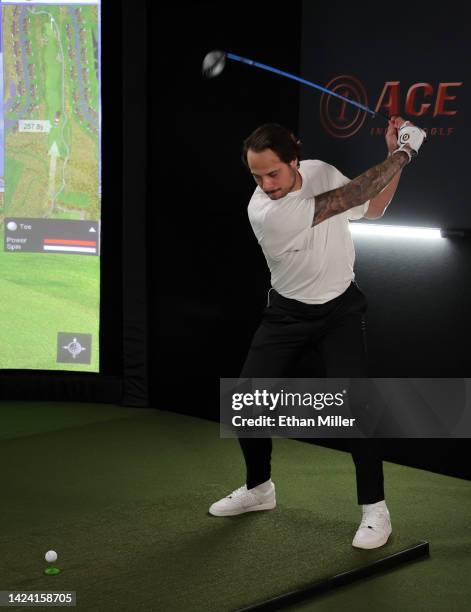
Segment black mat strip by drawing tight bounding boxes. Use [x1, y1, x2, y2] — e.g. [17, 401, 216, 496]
[235, 540, 430, 611]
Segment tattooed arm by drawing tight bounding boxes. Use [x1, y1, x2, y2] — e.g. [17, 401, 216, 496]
[312, 146, 412, 227]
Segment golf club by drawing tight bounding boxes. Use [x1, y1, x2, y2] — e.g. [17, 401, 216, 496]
[202, 50, 391, 123]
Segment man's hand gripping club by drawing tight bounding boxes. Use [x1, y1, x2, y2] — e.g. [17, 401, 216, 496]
[311, 118, 426, 227]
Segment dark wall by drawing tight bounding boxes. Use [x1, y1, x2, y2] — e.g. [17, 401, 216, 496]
[157, 2, 303, 382]
[155, 2, 471, 480]
[300, 0, 469, 229]
[100, 0, 123, 377]
[354, 235, 471, 378]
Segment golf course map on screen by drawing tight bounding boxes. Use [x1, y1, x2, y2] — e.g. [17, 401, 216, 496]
[0, 0, 101, 372]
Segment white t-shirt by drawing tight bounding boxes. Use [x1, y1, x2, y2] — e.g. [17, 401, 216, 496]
[247, 159, 369, 304]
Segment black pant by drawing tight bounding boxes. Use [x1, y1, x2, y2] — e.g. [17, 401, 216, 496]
[238, 281, 384, 505]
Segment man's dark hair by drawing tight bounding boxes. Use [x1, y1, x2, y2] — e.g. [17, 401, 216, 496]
[242, 123, 302, 169]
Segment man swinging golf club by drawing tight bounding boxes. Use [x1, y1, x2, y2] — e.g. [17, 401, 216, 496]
[209, 117, 426, 549]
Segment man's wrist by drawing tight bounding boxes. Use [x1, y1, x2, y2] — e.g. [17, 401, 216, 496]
[391, 144, 413, 164]
[393, 150, 410, 162]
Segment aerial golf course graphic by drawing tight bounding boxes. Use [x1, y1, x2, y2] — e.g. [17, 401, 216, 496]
[0, 3, 100, 372]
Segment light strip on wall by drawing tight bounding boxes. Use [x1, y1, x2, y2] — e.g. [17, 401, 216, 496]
[350, 223, 443, 239]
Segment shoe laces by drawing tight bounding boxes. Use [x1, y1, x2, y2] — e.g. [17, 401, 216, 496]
[227, 485, 248, 499]
[360, 507, 388, 530]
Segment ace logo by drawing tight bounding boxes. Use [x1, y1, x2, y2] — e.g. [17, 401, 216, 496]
[320, 77, 462, 138]
[375, 82, 462, 117]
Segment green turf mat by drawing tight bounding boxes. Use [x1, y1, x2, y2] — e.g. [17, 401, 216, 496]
[0, 407, 469, 611]
[0, 401, 150, 441]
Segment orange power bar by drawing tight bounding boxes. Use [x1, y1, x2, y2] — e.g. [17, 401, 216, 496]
[43, 239, 97, 246]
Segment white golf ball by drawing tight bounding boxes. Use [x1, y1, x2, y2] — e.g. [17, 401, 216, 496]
[45, 550, 58, 563]
[7, 221, 17, 231]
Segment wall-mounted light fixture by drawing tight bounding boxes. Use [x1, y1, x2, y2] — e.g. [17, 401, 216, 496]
[350, 224, 443, 240]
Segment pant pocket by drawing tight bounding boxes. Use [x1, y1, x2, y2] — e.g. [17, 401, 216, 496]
[263, 306, 299, 324]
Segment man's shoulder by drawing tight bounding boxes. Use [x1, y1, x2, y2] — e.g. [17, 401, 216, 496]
[300, 159, 325, 167]
[247, 187, 270, 225]
[248, 186, 269, 211]
[301, 159, 349, 189]
[246, 188, 269, 242]
[300, 159, 339, 175]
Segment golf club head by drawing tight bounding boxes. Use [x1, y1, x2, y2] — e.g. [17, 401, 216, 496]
[202, 50, 226, 78]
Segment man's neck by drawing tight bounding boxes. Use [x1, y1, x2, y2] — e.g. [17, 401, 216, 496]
[291, 169, 303, 192]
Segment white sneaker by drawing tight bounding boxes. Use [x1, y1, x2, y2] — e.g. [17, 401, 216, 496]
[352, 501, 392, 549]
[209, 481, 276, 517]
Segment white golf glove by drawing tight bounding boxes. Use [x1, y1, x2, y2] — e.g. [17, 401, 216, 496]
[392, 121, 427, 162]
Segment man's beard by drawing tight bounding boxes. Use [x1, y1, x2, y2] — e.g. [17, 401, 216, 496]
[267, 169, 298, 199]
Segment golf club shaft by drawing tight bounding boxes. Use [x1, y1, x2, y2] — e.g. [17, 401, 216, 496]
[226, 52, 390, 122]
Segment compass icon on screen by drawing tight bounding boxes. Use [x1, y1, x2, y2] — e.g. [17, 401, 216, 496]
[62, 338, 87, 359]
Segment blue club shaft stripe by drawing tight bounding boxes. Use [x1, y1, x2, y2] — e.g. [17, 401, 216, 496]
[226, 52, 377, 118]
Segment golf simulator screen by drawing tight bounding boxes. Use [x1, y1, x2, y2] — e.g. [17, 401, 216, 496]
[0, 0, 101, 371]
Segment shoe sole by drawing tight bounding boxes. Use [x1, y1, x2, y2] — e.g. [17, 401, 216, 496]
[352, 533, 391, 550]
[209, 500, 276, 517]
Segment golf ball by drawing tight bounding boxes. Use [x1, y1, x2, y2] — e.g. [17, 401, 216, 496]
[45, 550, 58, 563]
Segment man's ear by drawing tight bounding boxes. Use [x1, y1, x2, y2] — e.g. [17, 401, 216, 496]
[289, 159, 298, 170]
